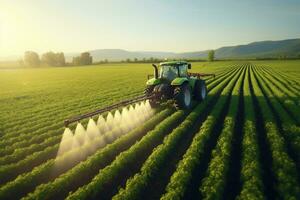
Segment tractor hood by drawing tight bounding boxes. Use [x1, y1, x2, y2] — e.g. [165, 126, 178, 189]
[171, 77, 188, 86]
[146, 78, 161, 86]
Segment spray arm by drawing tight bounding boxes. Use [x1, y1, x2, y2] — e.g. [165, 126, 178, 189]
[188, 72, 215, 79]
[64, 95, 150, 127]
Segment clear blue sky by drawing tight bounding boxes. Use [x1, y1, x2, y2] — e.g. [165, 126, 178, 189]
[0, 0, 300, 56]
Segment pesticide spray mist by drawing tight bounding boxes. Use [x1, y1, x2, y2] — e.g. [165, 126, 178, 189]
[54, 100, 153, 172]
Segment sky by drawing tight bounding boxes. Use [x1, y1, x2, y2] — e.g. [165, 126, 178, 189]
[0, 0, 300, 57]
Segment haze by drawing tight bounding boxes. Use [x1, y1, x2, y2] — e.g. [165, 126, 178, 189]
[1, 0, 300, 57]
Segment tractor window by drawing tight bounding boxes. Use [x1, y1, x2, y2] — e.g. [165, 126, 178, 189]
[160, 65, 178, 80]
[179, 65, 188, 77]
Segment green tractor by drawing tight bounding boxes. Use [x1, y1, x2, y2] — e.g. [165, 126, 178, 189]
[145, 61, 215, 109]
[64, 61, 215, 127]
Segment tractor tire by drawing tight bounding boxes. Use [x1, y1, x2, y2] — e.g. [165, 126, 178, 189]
[195, 80, 207, 101]
[144, 86, 158, 108]
[174, 83, 192, 109]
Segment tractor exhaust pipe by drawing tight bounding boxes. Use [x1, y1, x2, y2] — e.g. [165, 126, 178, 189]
[152, 64, 158, 79]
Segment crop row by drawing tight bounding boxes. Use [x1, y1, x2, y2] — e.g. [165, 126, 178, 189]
[198, 64, 245, 199]
[58, 110, 187, 200]
[0, 66, 238, 157]
[0, 91, 137, 147]
[66, 63, 244, 200]
[2, 64, 235, 139]
[0, 108, 173, 199]
[260, 66, 300, 96]
[58, 66, 243, 200]
[237, 67, 264, 199]
[2, 78, 142, 133]
[110, 67, 243, 200]
[249, 65, 300, 199]
[160, 65, 245, 200]
[0, 68, 232, 185]
[258, 66, 300, 125]
[2, 89, 132, 134]
[0, 104, 161, 186]
[253, 66, 300, 166]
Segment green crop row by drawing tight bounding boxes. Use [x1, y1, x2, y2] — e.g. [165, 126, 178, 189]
[160, 65, 245, 200]
[2, 78, 143, 134]
[62, 66, 241, 198]
[111, 67, 238, 200]
[0, 66, 236, 156]
[253, 66, 300, 166]
[0, 69, 231, 185]
[198, 64, 245, 199]
[249, 66, 300, 199]
[65, 110, 187, 200]
[0, 91, 125, 147]
[260, 66, 300, 96]
[0, 135, 61, 166]
[258, 66, 300, 125]
[0, 108, 169, 199]
[237, 67, 264, 199]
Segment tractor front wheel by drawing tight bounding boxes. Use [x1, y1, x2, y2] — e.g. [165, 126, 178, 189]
[174, 83, 192, 109]
[195, 80, 207, 101]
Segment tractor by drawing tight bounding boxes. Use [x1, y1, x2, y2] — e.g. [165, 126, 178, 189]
[64, 61, 214, 127]
[145, 61, 213, 109]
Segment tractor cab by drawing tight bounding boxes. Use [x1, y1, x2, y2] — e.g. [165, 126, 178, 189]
[159, 61, 191, 81]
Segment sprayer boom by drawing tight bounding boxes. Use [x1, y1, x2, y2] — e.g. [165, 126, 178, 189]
[64, 94, 150, 127]
[188, 72, 215, 79]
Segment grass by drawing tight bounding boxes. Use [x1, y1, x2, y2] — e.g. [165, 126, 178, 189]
[0, 60, 299, 199]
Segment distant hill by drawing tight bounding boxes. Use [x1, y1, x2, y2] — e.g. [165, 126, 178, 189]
[2, 38, 300, 62]
[66, 38, 299, 61]
[215, 38, 300, 59]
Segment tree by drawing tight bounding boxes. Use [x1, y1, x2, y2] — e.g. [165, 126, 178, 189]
[57, 52, 66, 66]
[208, 50, 215, 62]
[134, 58, 138, 62]
[72, 52, 93, 65]
[41, 52, 65, 66]
[126, 58, 131, 63]
[24, 51, 40, 67]
[80, 52, 93, 65]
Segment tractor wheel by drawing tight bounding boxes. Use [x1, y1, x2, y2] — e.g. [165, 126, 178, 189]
[144, 86, 158, 108]
[174, 83, 192, 109]
[195, 80, 207, 101]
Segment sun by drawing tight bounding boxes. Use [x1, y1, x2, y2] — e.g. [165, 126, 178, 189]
[0, 2, 29, 56]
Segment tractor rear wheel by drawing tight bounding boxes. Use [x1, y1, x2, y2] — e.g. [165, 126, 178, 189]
[195, 80, 207, 101]
[174, 83, 192, 109]
[144, 86, 158, 108]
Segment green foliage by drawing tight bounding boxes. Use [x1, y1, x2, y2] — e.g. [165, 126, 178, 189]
[73, 52, 92, 65]
[23, 109, 171, 200]
[199, 66, 245, 200]
[24, 51, 40, 67]
[0, 61, 300, 199]
[250, 66, 300, 199]
[161, 66, 243, 200]
[208, 50, 215, 62]
[66, 110, 186, 200]
[41, 52, 65, 66]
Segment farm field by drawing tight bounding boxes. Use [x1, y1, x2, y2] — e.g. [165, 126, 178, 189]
[0, 60, 300, 199]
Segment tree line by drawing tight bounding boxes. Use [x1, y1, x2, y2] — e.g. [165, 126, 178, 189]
[22, 51, 93, 67]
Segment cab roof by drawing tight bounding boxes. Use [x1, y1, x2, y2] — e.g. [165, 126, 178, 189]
[159, 61, 189, 66]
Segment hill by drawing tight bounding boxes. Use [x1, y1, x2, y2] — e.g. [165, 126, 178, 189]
[68, 38, 300, 61]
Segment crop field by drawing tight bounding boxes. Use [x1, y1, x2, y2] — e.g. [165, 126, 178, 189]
[0, 60, 300, 199]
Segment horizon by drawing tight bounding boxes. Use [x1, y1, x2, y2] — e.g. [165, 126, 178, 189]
[1, 0, 300, 57]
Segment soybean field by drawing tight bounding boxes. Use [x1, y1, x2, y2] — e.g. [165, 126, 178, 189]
[0, 61, 300, 199]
